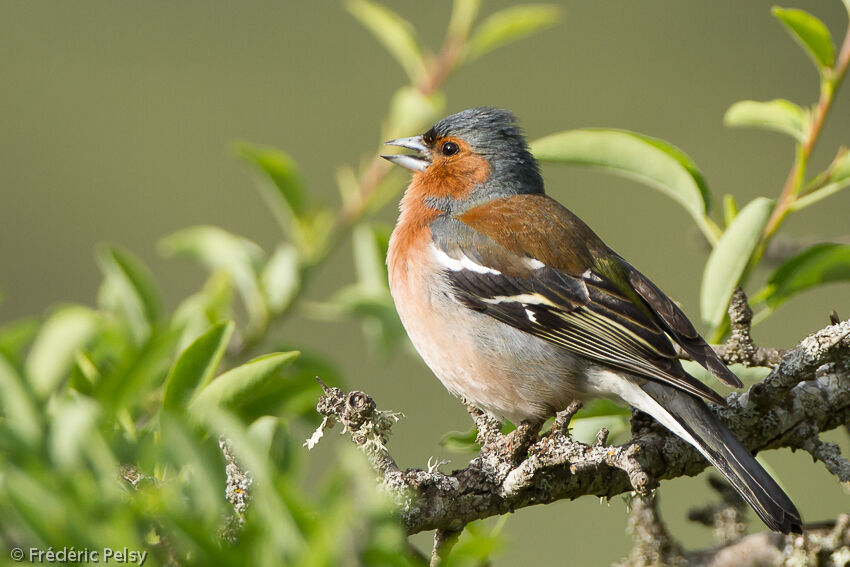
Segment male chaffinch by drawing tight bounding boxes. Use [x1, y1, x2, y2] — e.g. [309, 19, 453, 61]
[382, 107, 802, 534]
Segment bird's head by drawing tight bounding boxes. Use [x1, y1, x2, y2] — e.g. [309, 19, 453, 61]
[382, 107, 544, 213]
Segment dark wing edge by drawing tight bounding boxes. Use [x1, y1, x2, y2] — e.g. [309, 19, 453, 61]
[616, 256, 743, 388]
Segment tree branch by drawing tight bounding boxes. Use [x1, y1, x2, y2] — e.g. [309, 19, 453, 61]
[310, 318, 850, 537]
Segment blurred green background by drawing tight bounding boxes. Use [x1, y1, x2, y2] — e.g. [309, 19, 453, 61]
[1, 1, 849, 564]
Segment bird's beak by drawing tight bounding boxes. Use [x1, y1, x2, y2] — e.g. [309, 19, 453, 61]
[381, 136, 430, 173]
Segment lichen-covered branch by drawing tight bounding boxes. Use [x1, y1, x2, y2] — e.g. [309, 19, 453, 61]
[310, 318, 850, 538]
[676, 288, 786, 367]
[620, 487, 850, 567]
[219, 437, 252, 544]
[713, 289, 786, 367]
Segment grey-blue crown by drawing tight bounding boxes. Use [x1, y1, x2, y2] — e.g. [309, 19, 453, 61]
[427, 107, 525, 156]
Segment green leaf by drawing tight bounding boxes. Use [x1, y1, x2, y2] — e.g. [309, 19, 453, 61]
[448, 0, 481, 40]
[531, 129, 712, 224]
[69, 351, 99, 395]
[757, 243, 850, 309]
[97, 246, 162, 343]
[158, 413, 225, 521]
[772, 7, 835, 72]
[792, 150, 850, 211]
[0, 316, 40, 365]
[830, 148, 850, 183]
[682, 359, 769, 388]
[464, 4, 560, 63]
[346, 0, 425, 83]
[724, 99, 809, 142]
[261, 244, 300, 315]
[295, 207, 336, 265]
[353, 224, 392, 294]
[574, 398, 630, 419]
[440, 427, 480, 453]
[384, 86, 445, 143]
[161, 226, 268, 335]
[25, 306, 100, 398]
[235, 142, 307, 217]
[0, 353, 42, 445]
[248, 415, 280, 456]
[99, 325, 181, 408]
[194, 408, 302, 550]
[330, 285, 405, 355]
[239, 350, 340, 423]
[188, 351, 299, 417]
[49, 395, 100, 469]
[172, 270, 234, 350]
[162, 320, 235, 411]
[700, 197, 774, 328]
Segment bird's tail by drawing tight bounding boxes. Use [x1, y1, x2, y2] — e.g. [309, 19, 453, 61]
[630, 380, 803, 534]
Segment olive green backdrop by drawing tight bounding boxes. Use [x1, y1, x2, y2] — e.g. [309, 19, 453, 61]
[2, 1, 849, 565]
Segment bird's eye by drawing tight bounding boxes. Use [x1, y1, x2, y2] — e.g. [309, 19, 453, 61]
[441, 141, 459, 156]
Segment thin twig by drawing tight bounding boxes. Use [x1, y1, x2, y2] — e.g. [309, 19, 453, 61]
[430, 527, 463, 567]
[758, 21, 850, 258]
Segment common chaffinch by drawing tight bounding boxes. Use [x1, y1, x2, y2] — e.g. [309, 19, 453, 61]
[382, 107, 802, 534]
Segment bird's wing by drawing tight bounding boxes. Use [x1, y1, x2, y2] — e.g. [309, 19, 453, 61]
[441, 193, 734, 404]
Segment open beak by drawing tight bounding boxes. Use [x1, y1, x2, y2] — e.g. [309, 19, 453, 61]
[381, 136, 430, 173]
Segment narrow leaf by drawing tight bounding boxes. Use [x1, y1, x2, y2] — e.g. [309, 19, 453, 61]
[440, 428, 480, 453]
[792, 150, 850, 211]
[162, 320, 235, 411]
[331, 285, 405, 354]
[172, 271, 234, 350]
[189, 351, 299, 416]
[0, 317, 40, 365]
[758, 243, 850, 309]
[464, 4, 560, 63]
[384, 86, 445, 142]
[235, 142, 307, 217]
[772, 7, 835, 71]
[100, 326, 181, 408]
[160, 226, 267, 334]
[195, 408, 301, 549]
[700, 197, 774, 327]
[0, 353, 42, 445]
[353, 224, 391, 294]
[574, 398, 631, 419]
[25, 306, 99, 398]
[97, 246, 162, 343]
[830, 148, 850, 183]
[531, 129, 712, 220]
[724, 99, 809, 142]
[49, 395, 100, 469]
[261, 244, 300, 315]
[448, 0, 481, 40]
[236, 350, 340, 422]
[346, 0, 425, 83]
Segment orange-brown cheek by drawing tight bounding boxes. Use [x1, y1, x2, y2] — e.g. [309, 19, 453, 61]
[418, 152, 490, 200]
